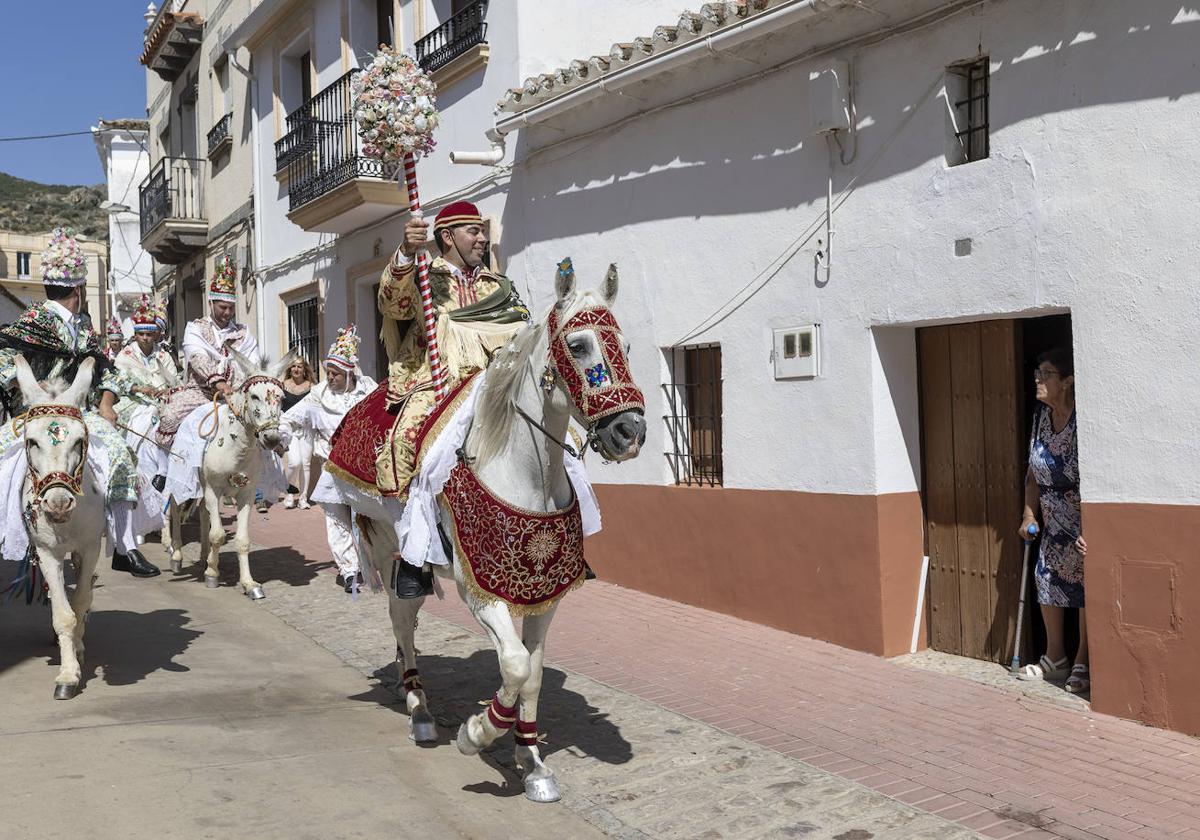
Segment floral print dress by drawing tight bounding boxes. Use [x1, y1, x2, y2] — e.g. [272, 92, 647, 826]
[1028, 405, 1084, 608]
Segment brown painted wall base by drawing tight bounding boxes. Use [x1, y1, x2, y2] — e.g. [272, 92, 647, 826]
[1083, 502, 1200, 737]
[587, 485, 926, 657]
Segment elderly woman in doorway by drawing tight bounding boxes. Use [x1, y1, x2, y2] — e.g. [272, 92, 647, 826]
[282, 357, 316, 508]
[1017, 347, 1089, 694]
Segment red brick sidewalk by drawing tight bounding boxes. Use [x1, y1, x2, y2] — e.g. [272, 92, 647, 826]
[253, 506, 1200, 840]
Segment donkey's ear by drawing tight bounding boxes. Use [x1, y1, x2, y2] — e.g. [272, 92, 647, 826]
[61, 357, 95, 408]
[601, 263, 619, 306]
[554, 257, 576, 310]
[13, 355, 50, 406]
[268, 351, 299, 381]
[227, 347, 256, 379]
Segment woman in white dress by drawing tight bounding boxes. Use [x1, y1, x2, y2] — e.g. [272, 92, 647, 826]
[283, 326, 376, 591]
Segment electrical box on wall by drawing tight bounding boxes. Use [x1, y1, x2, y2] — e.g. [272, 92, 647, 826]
[773, 324, 820, 379]
[808, 59, 851, 135]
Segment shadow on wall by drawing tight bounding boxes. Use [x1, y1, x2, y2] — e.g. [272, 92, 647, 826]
[499, 2, 1200, 250]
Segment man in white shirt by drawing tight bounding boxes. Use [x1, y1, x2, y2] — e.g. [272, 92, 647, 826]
[156, 256, 261, 450]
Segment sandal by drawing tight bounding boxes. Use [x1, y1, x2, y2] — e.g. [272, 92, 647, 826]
[1018, 654, 1070, 681]
[1065, 664, 1090, 694]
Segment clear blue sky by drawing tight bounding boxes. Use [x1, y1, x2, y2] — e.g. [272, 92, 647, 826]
[0, 2, 151, 186]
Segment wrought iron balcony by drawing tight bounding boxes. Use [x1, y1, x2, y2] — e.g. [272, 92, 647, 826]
[274, 69, 401, 228]
[139, 157, 207, 264]
[207, 112, 232, 158]
[415, 0, 489, 75]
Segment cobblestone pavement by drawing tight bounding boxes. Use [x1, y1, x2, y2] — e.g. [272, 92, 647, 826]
[185, 505, 979, 839]
[216, 504, 1200, 839]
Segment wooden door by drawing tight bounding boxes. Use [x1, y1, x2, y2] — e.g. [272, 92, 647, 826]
[919, 320, 1025, 662]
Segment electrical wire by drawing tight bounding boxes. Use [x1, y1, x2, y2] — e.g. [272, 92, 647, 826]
[0, 130, 94, 143]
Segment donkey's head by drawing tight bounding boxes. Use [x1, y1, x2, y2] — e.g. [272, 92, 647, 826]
[546, 259, 647, 461]
[229, 350, 295, 451]
[15, 355, 92, 523]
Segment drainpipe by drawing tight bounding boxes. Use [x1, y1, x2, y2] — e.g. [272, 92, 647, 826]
[448, 0, 847, 163]
[229, 48, 268, 344]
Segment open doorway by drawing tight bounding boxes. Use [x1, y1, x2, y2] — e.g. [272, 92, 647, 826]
[917, 313, 1073, 664]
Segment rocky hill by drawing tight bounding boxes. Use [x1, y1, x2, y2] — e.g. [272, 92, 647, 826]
[0, 172, 107, 242]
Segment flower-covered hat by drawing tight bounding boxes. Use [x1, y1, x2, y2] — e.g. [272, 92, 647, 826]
[324, 324, 360, 372]
[209, 255, 237, 303]
[41, 227, 88, 287]
[105, 316, 124, 340]
[132, 294, 161, 333]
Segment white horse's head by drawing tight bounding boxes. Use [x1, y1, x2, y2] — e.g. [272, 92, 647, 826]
[548, 260, 647, 461]
[14, 355, 93, 523]
[229, 350, 295, 451]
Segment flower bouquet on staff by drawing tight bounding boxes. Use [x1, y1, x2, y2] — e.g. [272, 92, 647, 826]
[351, 46, 448, 398]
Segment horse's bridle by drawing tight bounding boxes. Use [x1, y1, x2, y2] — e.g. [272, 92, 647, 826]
[232, 375, 284, 438]
[19, 404, 88, 499]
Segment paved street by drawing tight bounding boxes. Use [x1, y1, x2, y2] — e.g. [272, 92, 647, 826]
[1, 504, 1197, 839]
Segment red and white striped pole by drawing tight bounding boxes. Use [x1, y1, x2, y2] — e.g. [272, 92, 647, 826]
[401, 152, 448, 400]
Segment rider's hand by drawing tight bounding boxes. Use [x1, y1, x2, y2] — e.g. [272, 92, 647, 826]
[398, 218, 429, 260]
[215, 380, 233, 397]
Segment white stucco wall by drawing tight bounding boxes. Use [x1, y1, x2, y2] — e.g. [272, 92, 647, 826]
[499, 0, 1200, 506]
[93, 127, 153, 308]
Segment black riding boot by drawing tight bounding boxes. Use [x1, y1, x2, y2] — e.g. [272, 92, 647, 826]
[393, 560, 432, 599]
[112, 548, 161, 578]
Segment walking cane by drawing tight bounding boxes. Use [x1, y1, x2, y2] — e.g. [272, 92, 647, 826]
[1010, 522, 1039, 675]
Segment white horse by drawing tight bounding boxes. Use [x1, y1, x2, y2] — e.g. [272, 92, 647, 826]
[355, 262, 646, 802]
[165, 352, 293, 599]
[11, 356, 104, 699]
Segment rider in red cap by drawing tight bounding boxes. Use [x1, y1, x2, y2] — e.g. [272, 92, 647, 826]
[374, 201, 528, 565]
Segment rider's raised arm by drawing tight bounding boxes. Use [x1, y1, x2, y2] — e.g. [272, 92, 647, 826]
[378, 252, 419, 322]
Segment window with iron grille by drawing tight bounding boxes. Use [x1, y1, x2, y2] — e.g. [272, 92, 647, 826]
[16, 251, 31, 279]
[287, 297, 320, 373]
[663, 344, 723, 487]
[946, 57, 989, 166]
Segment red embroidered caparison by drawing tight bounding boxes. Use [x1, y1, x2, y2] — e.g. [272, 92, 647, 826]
[442, 461, 585, 615]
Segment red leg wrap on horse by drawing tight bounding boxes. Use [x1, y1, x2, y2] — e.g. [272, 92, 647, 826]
[515, 719, 539, 746]
[487, 694, 517, 730]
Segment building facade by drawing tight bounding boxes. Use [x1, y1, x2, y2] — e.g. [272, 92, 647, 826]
[139, 0, 257, 348]
[0, 230, 107, 320]
[92, 118, 154, 333]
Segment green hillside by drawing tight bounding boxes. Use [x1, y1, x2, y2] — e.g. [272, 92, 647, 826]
[0, 172, 107, 242]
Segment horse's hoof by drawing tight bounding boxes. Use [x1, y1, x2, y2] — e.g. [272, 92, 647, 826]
[524, 774, 562, 803]
[411, 716, 438, 744]
[53, 684, 77, 700]
[246, 585, 266, 601]
[455, 723, 481, 756]
[204, 576, 220, 589]
[169, 557, 183, 573]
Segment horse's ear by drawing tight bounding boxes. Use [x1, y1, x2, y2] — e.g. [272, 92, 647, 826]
[601, 263, 618, 306]
[268, 351, 299, 381]
[61, 358, 95, 408]
[13, 355, 50, 406]
[554, 257, 576, 310]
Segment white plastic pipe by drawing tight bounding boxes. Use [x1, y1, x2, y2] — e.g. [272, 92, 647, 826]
[450, 128, 505, 165]
[911, 555, 929, 654]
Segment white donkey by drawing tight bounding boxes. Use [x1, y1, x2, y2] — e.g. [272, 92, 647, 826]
[354, 261, 646, 802]
[165, 351, 293, 599]
[10, 356, 104, 699]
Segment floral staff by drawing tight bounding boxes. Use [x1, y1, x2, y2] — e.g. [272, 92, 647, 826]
[351, 46, 447, 399]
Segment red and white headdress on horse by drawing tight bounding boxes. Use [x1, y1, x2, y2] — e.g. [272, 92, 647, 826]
[324, 324, 360, 373]
[131, 294, 161, 334]
[209, 255, 238, 303]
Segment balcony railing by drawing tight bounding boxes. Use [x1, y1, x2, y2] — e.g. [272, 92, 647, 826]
[207, 112, 232, 157]
[139, 157, 206, 238]
[274, 69, 397, 212]
[414, 0, 488, 75]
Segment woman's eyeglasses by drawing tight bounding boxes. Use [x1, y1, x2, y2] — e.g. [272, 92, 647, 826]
[1033, 368, 1061, 381]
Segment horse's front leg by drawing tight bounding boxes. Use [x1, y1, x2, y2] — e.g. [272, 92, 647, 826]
[166, 499, 184, 573]
[233, 489, 263, 600]
[202, 484, 224, 588]
[388, 583, 435, 742]
[515, 606, 560, 802]
[457, 600, 530, 757]
[68, 537, 103, 671]
[40, 553, 81, 699]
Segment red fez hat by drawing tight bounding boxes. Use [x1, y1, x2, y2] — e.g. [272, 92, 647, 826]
[433, 201, 483, 233]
